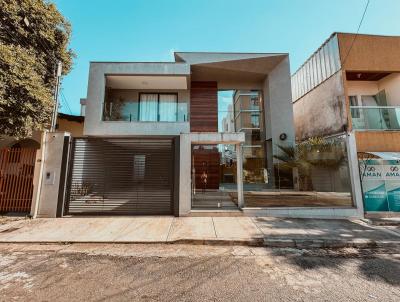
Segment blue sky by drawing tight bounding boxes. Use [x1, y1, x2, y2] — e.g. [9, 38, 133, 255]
[53, 0, 400, 115]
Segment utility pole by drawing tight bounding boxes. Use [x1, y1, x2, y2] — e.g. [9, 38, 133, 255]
[50, 61, 62, 132]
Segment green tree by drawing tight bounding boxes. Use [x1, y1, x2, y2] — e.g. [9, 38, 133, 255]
[0, 0, 74, 138]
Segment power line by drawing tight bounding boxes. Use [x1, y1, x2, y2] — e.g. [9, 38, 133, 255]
[60, 95, 69, 114]
[60, 90, 73, 115]
[341, 0, 370, 67]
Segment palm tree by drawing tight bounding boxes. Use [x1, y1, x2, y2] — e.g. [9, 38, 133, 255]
[274, 137, 346, 191]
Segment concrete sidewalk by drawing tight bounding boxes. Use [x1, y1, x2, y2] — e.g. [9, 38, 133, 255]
[0, 216, 399, 248]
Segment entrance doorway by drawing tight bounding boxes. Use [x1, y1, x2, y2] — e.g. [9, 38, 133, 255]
[191, 144, 238, 209]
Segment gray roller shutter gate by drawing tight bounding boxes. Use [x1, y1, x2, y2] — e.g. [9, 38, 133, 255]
[66, 138, 174, 215]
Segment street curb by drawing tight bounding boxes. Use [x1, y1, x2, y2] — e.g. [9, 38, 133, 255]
[166, 238, 265, 246]
[263, 238, 400, 249]
[0, 238, 265, 247]
[1, 238, 399, 249]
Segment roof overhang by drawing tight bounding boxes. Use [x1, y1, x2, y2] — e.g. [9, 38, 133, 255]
[174, 52, 288, 88]
[346, 71, 391, 81]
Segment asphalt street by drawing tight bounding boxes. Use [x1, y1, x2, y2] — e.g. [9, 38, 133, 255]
[0, 244, 399, 302]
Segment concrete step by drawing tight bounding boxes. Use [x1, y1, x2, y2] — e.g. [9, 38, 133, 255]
[193, 196, 233, 202]
[362, 218, 400, 226]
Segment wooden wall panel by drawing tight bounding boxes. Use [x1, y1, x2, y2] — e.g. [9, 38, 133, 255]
[190, 81, 218, 132]
[355, 131, 400, 152]
[192, 147, 220, 190]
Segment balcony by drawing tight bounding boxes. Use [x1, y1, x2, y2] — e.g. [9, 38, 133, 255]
[103, 100, 189, 122]
[350, 106, 400, 130]
[103, 94, 189, 123]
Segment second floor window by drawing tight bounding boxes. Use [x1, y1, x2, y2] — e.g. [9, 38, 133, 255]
[140, 93, 178, 122]
[139, 94, 158, 121]
[103, 90, 188, 122]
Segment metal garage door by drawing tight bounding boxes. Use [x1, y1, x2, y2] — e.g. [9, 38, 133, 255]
[65, 138, 174, 215]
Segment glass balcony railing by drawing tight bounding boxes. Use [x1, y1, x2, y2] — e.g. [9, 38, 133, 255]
[350, 106, 400, 130]
[103, 101, 189, 122]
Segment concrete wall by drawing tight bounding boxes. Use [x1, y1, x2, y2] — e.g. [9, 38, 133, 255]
[30, 132, 46, 217]
[35, 132, 70, 218]
[84, 62, 190, 136]
[293, 71, 347, 140]
[263, 56, 295, 148]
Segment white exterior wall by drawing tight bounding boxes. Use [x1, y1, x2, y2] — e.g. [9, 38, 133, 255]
[36, 132, 70, 218]
[380, 73, 400, 106]
[264, 56, 295, 153]
[347, 73, 400, 106]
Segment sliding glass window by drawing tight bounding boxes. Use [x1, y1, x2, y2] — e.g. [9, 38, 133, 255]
[139, 93, 158, 121]
[103, 89, 186, 122]
[139, 93, 178, 122]
[159, 94, 178, 121]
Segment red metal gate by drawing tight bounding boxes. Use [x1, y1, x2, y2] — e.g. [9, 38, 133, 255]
[0, 148, 37, 213]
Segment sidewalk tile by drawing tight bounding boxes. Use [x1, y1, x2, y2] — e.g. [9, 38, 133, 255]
[167, 217, 216, 241]
[213, 217, 263, 239]
[113, 217, 173, 242]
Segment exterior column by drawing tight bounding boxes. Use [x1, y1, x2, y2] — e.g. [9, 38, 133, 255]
[179, 133, 192, 216]
[236, 143, 244, 208]
[30, 131, 46, 218]
[347, 132, 364, 217]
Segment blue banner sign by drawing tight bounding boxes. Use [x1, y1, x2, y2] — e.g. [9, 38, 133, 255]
[360, 159, 400, 212]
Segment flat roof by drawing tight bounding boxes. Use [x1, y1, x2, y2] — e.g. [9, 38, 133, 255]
[90, 52, 288, 64]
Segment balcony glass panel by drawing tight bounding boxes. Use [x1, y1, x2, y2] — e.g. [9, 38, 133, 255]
[103, 92, 188, 122]
[350, 107, 400, 130]
[218, 90, 235, 132]
[243, 129, 263, 145]
[235, 112, 263, 130]
[159, 94, 178, 122]
[177, 102, 189, 122]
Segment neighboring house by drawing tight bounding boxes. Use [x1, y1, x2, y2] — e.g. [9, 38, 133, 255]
[292, 33, 400, 215]
[56, 113, 84, 137]
[0, 113, 84, 216]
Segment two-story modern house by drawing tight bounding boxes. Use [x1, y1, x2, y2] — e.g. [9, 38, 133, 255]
[292, 33, 400, 216]
[64, 52, 297, 216]
[60, 49, 365, 218]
